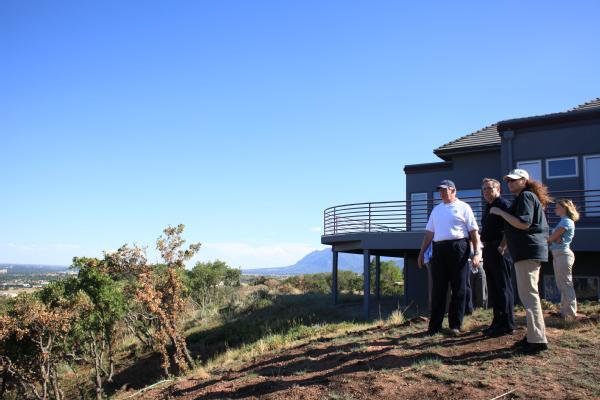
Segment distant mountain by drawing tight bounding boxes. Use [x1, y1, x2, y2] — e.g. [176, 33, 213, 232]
[242, 249, 403, 276]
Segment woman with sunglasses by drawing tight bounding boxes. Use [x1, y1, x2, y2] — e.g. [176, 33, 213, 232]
[548, 199, 580, 320]
[489, 168, 551, 354]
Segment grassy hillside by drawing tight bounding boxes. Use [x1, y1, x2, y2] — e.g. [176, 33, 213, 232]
[111, 285, 600, 400]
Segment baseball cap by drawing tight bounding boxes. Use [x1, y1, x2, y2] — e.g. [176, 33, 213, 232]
[503, 168, 529, 181]
[437, 179, 456, 190]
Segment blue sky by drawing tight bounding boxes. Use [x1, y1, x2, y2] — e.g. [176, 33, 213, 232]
[2, 1, 599, 268]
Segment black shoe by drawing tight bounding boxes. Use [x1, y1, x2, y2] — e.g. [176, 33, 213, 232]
[482, 326, 497, 335]
[425, 329, 439, 336]
[515, 342, 548, 354]
[446, 328, 462, 337]
[483, 325, 514, 336]
[513, 336, 528, 348]
[490, 328, 515, 337]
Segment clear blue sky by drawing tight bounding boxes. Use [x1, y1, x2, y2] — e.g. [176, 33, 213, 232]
[2, 1, 599, 268]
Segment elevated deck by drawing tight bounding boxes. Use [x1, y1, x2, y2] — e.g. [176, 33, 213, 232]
[322, 190, 600, 253]
[321, 190, 600, 318]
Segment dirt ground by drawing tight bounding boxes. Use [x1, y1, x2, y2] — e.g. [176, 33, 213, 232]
[120, 308, 600, 400]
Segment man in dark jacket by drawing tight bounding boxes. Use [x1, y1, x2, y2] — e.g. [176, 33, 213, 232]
[480, 178, 515, 336]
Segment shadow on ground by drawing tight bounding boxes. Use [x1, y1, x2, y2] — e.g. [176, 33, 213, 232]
[169, 327, 517, 399]
[106, 293, 411, 395]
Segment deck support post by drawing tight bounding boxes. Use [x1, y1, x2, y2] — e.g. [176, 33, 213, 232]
[332, 250, 338, 305]
[363, 249, 371, 319]
[375, 255, 381, 300]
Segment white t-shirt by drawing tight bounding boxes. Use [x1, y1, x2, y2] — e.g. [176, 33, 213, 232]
[425, 199, 479, 242]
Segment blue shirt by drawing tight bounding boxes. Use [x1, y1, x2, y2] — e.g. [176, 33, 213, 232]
[551, 217, 575, 251]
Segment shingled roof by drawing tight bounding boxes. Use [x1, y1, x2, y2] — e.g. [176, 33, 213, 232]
[433, 97, 600, 160]
[497, 97, 600, 131]
[433, 124, 500, 160]
[571, 97, 600, 111]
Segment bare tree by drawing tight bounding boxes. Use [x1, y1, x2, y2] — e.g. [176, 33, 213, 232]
[106, 224, 200, 377]
[0, 292, 79, 400]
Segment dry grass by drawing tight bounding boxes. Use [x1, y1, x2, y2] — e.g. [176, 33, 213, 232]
[386, 309, 405, 325]
[203, 320, 379, 373]
[115, 297, 600, 400]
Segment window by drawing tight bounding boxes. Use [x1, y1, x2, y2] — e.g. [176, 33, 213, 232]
[546, 157, 578, 179]
[458, 189, 482, 222]
[432, 191, 441, 206]
[516, 160, 542, 182]
[410, 193, 428, 231]
[584, 155, 600, 216]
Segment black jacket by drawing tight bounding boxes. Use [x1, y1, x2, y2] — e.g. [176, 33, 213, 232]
[504, 190, 549, 262]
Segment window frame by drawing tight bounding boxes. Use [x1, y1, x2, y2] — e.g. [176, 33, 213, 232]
[516, 160, 542, 182]
[410, 192, 428, 231]
[431, 188, 482, 221]
[546, 156, 579, 179]
[583, 154, 600, 217]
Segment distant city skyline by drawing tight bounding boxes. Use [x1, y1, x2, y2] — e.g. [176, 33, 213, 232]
[2, 1, 600, 268]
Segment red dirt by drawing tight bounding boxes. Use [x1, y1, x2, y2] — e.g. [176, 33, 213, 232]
[119, 311, 600, 400]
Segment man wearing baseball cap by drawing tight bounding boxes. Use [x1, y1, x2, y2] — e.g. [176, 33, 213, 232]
[418, 179, 481, 336]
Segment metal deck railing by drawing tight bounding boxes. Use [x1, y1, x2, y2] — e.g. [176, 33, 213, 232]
[323, 189, 600, 236]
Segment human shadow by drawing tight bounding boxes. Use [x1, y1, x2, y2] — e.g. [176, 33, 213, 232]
[173, 319, 521, 400]
[402, 331, 508, 351]
[185, 342, 516, 400]
[106, 293, 405, 395]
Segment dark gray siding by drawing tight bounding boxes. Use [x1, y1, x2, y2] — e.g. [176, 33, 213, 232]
[406, 150, 501, 198]
[403, 251, 429, 313]
[540, 252, 600, 300]
[502, 118, 600, 191]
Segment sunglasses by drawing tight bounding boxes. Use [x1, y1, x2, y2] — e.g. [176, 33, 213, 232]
[506, 178, 522, 183]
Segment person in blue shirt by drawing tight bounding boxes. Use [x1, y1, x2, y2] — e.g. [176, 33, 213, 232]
[547, 199, 580, 319]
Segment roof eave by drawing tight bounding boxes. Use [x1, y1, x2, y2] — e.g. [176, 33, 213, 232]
[433, 144, 501, 161]
[404, 161, 453, 173]
[497, 109, 600, 131]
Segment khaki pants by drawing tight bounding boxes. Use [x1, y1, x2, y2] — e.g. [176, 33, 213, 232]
[514, 259, 548, 344]
[552, 249, 577, 318]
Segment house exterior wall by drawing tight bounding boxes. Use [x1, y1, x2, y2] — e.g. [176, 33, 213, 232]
[406, 151, 501, 200]
[502, 118, 600, 191]
[401, 117, 600, 309]
[498, 117, 600, 303]
[323, 105, 600, 315]
[403, 250, 429, 312]
[403, 150, 503, 312]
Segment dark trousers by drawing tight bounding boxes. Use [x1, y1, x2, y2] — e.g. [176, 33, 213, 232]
[429, 238, 470, 332]
[469, 266, 488, 309]
[465, 271, 474, 314]
[483, 241, 515, 330]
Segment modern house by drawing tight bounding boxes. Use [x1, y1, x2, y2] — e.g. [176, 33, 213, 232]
[321, 98, 600, 317]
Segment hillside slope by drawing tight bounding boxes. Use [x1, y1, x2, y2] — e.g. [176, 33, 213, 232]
[130, 303, 600, 400]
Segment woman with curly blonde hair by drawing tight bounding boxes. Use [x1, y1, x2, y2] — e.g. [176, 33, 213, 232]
[548, 199, 580, 319]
